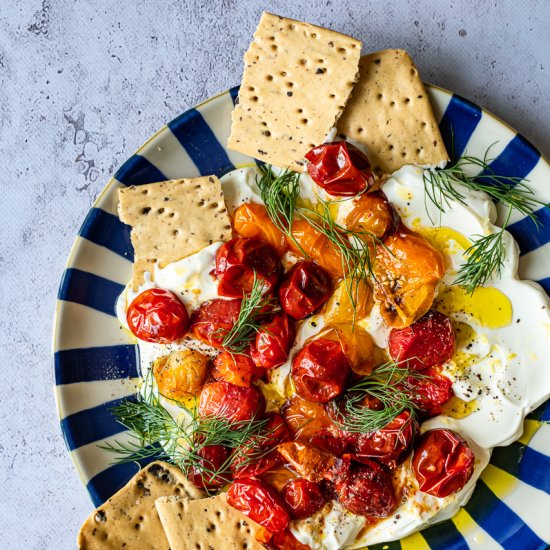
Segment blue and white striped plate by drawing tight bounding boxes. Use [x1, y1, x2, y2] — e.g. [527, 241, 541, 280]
[53, 85, 550, 549]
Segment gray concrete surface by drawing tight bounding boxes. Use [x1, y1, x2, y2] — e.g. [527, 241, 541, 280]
[0, 0, 548, 548]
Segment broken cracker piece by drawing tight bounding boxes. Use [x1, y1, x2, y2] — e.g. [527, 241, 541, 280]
[155, 493, 265, 550]
[77, 461, 204, 550]
[118, 176, 232, 290]
[337, 49, 449, 173]
[228, 12, 362, 172]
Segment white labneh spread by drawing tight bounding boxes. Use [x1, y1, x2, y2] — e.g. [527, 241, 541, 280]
[116, 164, 550, 549]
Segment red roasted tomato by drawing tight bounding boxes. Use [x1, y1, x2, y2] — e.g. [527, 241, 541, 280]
[292, 339, 350, 403]
[215, 237, 282, 298]
[305, 141, 375, 196]
[389, 310, 455, 371]
[278, 261, 332, 320]
[188, 444, 230, 490]
[282, 478, 326, 519]
[231, 413, 290, 479]
[212, 350, 265, 388]
[404, 367, 454, 417]
[271, 529, 312, 550]
[332, 458, 397, 517]
[251, 312, 294, 369]
[198, 381, 264, 423]
[348, 410, 418, 469]
[127, 288, 189, 343]
[190, 298, 242, 349]
[412, 429, 475, 498]
[227, 477, 290, 533]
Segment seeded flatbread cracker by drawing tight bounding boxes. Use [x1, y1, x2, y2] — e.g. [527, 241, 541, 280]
[336, 49, 449, 173]
[77, 461, 204, 550]
[118, 176, 232, 290]
[155, 493, 265, 550]
[228, 12, 362, 172]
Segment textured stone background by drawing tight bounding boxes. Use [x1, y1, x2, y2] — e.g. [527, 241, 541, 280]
[0, 0, 548, 548]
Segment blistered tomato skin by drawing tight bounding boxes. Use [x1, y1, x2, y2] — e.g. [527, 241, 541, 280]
[389, 310, 455, 371]
[188, 445, 230, 490]
[277, 440, 336, 483]
[198, 381, 264, 423]
[412, 429, 475, 498]
[126, 288, 189, 343]
[292, 339, 351, 403]
[305, 141, 375, 196]
[405, 367, 454, 417]
[212, 351, 265, 388]
[227, 478, 290, 533]
[190, 298, 242, 349]
[251, 312, 294, 369]
[271, 529, 312, 550]
[282, 478, 326, 519]
[278, 261, 332, 320]
[215, 237, 283, 298]
[345, 191, 398, 241]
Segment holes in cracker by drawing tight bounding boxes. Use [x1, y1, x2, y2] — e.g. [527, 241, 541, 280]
[280, 71, 287, 76]
[266, 74, 273, 81]
[389, 144, 394, 151]
[297, 108, 304, 114]
[337, 47, 346, 53]
[173, 230, 179, 236]
[286, 82, 294, 88]
[377, 93, 383, 100]
[329, 93, 336, 99]
[390, 101, 396, 107]
[141, 189, 148, 195]
[299, 58, 307, 65]
[421, 122, 427, 128]
[141, 207, 151, 215]
[404, 97, 411, 104]
[248, 86, 254, 92]
[357, 127, 364, 134]
[157, 208, 165, 214]
[301, 118, 309, 125]
[271, 44, 278, 52]
[410, 68, 417, 76]
[251, 96, 259, 102]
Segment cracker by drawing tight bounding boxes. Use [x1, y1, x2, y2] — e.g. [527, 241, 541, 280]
[228, 12, 362, 172]
[118, 176, 232, 290]
[77, 461, 204, 550]
[155, 493, 264, 550]
[336, 49, 449, 173]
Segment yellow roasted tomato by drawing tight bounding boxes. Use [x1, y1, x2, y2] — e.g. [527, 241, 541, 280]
[322, 278, 373, 324]
[345, 192, 396, 241]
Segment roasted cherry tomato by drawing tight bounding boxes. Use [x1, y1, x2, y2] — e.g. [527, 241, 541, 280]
[282, 478, 326, 519]
[292, 338, 351, 403]
[271, 529, 312, 550]
[404, 367, 454, 417]
[227, 477, 290, 533]
[251, 312, 294, 369]
[374, 226, 444, 328]
[188, 444, 230, 490]
[215, 238, 283, 298]
[345, 191, 398, 240]
[305, 141, 375, 197]
[198, 381, 264, 423]
[348, 410, 418, 469]
[231, 413, 290, 478]
[127, 288, 189, 343]
[332, 458, 397, 517]
[412, 429, 475, 498]
[322, 279, 373, 324]
[277, 440, 335, 483]
[190, 298, 242, 349]
[233, 203, 288, 255]
[212, 350, 265, 388]
[389, 310, 455, 371]
[289, 219, 345, 278]
[278, 261, 332, 320]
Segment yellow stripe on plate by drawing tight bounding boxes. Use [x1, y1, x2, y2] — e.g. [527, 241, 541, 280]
[452, 508, 492, 546]
[400, 531, 431, 550]
[516, 418, 542, 446]
[480, 463, 519, 498]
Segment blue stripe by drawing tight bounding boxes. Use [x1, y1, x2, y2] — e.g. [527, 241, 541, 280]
[475, 134, 540, 186]
[506, 206, 550, 255]
[79, 207, 133, 261]
[464, 479, 546, 549]
[536, 277, 550, 296]
[420, 519, 468, 550]
[58, 268, 123, 317]
[54, 345, 138, 385]
[61, 395, 137, 450]
[168, 108, 235, 176]
[438, 95, 482, 160]
[87, 448, 161, 506]
[114, 154, 167, 186]
[229, 85, 239, 105]
[527, 399, 550, 422]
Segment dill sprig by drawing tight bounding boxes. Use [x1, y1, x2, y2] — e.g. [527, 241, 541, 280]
[221, 273, 276, 354]
[330, 360, 424, 434]
[101, 374, 271, 491]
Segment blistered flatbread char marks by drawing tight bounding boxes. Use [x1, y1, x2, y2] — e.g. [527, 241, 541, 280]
[228, 12, 362, 172]
[155, 493, 265, 550]
[337, 49, 449, 174]
[118, 176, 232, 290]
[77, 461, 205, 550]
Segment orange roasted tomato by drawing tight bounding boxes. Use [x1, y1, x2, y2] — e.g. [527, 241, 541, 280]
[289, 219, 345, 278]
[277, 440, 335, 483]
[374, 225, 444, 328]
[233, 203, 288, 255]
[212, 350, 266, 388]
[345, 191, 397, 241]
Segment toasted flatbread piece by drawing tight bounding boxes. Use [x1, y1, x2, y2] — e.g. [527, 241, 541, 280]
[77, 461, 204, 550]
[118, 177, 232, 290]
[228, 12, 362, 172]
[337, 49, 449, 173]
[155, 493, 264, 550]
